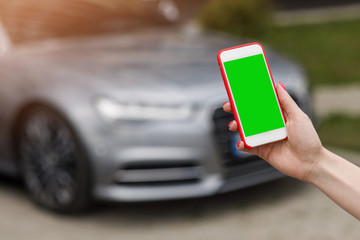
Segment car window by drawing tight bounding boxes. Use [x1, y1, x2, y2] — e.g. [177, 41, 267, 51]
[0, 0, 174, 44]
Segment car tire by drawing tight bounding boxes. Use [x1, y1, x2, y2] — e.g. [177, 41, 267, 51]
[15, 105, 92, 213]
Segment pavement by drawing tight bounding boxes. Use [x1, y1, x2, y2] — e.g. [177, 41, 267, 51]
[274, 3, 360, 26]
[314, 85, 360, 119]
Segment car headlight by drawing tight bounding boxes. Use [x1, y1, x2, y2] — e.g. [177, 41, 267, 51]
[95, 97, 193, 122]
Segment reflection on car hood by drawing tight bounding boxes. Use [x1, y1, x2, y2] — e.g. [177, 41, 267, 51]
[8, 25, 302, 102]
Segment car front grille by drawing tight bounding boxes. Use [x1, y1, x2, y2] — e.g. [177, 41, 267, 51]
[212, 107, 271, 178]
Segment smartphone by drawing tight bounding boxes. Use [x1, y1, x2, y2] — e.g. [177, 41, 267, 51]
[217, 42, 287, 149]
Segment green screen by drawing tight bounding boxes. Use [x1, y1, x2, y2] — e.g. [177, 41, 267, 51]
[224, 54, 284, 137]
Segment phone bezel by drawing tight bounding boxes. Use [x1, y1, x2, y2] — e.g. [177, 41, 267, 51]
[218, 43, 287, 148]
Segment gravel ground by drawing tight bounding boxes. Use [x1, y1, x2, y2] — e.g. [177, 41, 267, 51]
[0, 147, 359, 240]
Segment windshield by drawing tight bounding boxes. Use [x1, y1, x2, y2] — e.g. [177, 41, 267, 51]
[0, 0, 177, 44]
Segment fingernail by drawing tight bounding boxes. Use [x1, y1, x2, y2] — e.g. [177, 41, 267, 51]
[228, 121, 233, 128]
[222, 102, 227, 107]
[279, 81, 286, 91]
[236, 141, 240, 148]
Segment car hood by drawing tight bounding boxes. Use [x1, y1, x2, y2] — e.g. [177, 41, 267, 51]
[7, 25, 304, 104]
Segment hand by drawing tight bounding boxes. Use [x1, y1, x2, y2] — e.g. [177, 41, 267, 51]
[224, 83, 324, 182]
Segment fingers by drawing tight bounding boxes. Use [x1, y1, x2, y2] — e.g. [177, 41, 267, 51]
[224, 102, 237, 131]
[276, 83, 302, 119]
[222, 102, 232, 113]
[228, 120, 237, 131]
[235, 141, 253, 154]
[236, 141, 246, 151]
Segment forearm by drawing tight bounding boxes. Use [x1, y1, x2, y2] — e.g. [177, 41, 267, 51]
[309, 147, 360, 220]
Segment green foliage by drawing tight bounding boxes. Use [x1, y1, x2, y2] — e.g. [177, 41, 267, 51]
[199, 0, 274, 38]
[263, 19, 360, 86]
[318, 114, 360, 151]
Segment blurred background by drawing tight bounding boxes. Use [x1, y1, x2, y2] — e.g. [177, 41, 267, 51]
[0, 0, 360, 239]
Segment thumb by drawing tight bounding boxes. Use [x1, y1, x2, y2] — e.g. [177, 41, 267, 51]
[276, 82, 302, 119]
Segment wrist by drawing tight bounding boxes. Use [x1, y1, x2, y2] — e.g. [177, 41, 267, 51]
[304, 146, 330, 184]
[305, 147, 349, 187]
[303, 147, 360, 219]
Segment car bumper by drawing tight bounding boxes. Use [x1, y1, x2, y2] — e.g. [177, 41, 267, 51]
[81, 96, 285, 202]
[95, 163, 284, 202]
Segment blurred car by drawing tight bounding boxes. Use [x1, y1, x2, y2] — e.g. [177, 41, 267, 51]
[0, 0, 313, 212]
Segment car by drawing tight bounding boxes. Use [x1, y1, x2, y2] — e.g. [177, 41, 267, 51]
[0, 0, 313, 213]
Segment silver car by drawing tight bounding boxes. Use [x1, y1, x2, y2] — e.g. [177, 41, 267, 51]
[0, 0, 313, 212]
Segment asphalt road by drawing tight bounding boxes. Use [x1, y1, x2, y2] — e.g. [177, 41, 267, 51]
[0, 148, 359, 240]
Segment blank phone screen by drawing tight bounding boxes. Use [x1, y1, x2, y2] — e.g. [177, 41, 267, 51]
[223, 53, 285, 137]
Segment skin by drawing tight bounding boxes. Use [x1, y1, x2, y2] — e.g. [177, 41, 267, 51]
[224, 83, 360, 220]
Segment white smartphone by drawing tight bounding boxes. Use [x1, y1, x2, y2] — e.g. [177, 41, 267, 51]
[217, 42, 287, 148]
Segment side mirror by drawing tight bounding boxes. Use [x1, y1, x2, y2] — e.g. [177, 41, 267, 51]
[0, 19, 12, 56]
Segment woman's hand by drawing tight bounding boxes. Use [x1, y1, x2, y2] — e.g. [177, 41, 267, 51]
[224, 83, 324, 182]
[224, 82, 360, 220]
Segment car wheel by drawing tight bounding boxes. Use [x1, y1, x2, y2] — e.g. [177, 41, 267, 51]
[16, 105, 92, 213]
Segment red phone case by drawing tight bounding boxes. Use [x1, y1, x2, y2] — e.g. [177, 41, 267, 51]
[217, 42, 286, 149]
